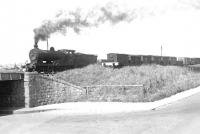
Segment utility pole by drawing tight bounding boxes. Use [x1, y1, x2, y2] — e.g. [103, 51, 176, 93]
[160, 45, 163, 65]
[47, 38, 49, 50]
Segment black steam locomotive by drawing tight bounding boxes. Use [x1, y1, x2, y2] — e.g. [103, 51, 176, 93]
[26, 45, 97, 73]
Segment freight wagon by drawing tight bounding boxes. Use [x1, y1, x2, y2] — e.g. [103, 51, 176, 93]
[107, 53, 129, 66]
[102, 53, 200, 68]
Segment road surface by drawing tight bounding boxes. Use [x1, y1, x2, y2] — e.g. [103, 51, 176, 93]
[1, 92, 200, 134]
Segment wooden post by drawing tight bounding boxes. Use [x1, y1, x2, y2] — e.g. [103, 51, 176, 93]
[86, 87, 88, 98]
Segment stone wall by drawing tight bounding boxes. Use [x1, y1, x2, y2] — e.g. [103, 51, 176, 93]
[25, 73, 86, 107]
[24, 73, 144, 108]
[0, 80, 24, 108]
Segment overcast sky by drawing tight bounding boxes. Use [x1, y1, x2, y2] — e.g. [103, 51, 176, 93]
[1, 0, 200, 65]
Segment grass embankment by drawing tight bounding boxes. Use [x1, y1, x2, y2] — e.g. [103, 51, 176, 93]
[54, 64, 200, 102]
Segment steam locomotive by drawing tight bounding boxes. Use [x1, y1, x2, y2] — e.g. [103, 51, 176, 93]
[26, 45, 97, 73]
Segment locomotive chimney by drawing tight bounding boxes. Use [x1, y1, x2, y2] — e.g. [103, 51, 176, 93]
[34, 39, 38, 48]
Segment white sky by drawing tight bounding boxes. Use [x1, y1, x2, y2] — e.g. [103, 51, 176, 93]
[1, 0, 200, 65]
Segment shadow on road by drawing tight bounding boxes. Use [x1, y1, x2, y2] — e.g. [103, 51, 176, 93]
[0, 107, 23, 116]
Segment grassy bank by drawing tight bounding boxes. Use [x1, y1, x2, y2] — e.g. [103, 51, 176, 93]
[54, 64, 200, 102]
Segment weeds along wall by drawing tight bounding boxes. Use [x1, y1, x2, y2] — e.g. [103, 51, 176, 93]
[24, 72, 86, 107]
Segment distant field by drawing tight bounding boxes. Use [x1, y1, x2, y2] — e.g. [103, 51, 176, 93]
[54, 64, 200, 102]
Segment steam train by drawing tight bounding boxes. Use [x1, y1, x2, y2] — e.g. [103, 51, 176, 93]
[26, 46, 97, 73]
[26, 44, 200, 73]
[101, 53, 200, 67]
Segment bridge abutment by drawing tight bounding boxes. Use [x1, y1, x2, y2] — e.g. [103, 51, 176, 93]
[0, 71, 86, 109]
[0, 72, 24, 109]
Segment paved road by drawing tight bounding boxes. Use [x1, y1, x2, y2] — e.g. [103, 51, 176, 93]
[1, 92, 200, 134]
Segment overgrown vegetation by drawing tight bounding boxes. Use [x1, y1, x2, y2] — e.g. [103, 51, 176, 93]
[54, 64, 200, 102]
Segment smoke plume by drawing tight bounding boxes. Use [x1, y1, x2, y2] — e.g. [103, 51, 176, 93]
[34, 9, 89, 45]
[33, 3, 134, 45]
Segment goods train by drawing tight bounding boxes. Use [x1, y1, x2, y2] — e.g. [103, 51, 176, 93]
[26, 44, 200, 73]
[101, 53, 200, 67]
[26, 45, 97, 73]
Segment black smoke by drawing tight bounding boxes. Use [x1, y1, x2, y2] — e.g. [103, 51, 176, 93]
[34, 9, 89, 45]
[97, 3, 134, 25]
[33, 3, 135, 45]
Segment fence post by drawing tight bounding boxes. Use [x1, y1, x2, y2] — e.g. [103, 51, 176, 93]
[85, 86, 88, 99]
[122, 86, 126, 95]
[142, 86, 147, 98]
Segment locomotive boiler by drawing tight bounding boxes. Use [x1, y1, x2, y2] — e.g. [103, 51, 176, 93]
[26, 45, 97, 73]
